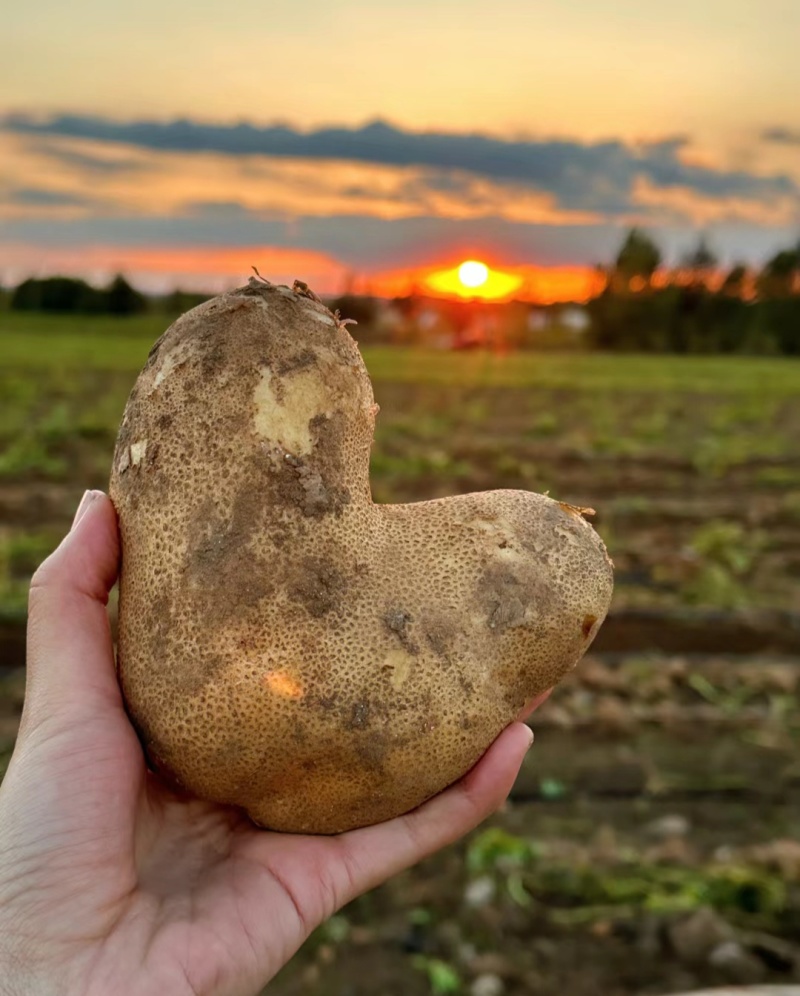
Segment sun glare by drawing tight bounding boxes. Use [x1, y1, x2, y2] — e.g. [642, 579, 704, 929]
[263, 670, 305, 699]
[458, 259, 489, 289]
[424, 261, 524, 301]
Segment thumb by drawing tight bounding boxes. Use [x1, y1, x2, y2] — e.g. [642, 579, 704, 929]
[24, 490, 122, 731]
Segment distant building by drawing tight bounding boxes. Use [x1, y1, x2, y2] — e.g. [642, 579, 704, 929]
[527, 308, 550, 331]
[560, 306, 590, 332]
[417, 309, 440, 332]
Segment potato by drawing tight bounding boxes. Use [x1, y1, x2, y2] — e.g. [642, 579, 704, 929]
[110, 277, 613, 834]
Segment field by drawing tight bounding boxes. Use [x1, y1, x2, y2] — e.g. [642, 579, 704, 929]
[1, 310, 800, 995]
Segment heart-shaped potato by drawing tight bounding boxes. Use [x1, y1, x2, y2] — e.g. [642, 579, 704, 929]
[110, 278, 613, 834]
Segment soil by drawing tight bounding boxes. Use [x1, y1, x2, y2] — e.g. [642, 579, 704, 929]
[1, 373, 798, 996]
[260, 644, 800, 996]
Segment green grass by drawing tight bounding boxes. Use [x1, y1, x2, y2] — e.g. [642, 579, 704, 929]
[366, 349, 800, 394]
[3, 311, 800, 613]
[0, 528, 61, 620]
[465, 827, 794, 932]
[0, 315, 160, 371]
[4, 312, 800, 393]
[3, 316, 799, 488]
[5, 313, 796, 491]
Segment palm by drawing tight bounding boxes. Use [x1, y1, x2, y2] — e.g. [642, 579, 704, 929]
[12, 691, 323, 994]
[0, 493, 536, 996]
[11, 687, 530, 996]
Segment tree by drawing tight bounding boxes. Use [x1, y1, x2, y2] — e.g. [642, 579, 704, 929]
[9, 278, 41, 311]
[614, 228, 662, 288]
[105, 274, 147, 315]
[163, 289, 211, 315]
[10, 276, 103, 313]
[755, 243, 800, 354]
[757, 246, 799, 299]
[681, 236, 718, 272]
[720, 264, 748, 297]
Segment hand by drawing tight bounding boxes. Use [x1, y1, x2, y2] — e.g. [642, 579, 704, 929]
[0, 491, 540, 996]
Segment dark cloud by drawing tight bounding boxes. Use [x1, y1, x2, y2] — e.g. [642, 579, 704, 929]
[762, 127, 800, 146]
[6, 187, 93, 207]
[0, 208, 625, 266]
[22, 135, 152, 175]
[640, 139, 795, 199]
[3, 113, 795, 213]
[2, 207, 795, 269]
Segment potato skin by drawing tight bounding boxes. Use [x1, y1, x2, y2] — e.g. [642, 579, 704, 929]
[110, 279, 613, 834]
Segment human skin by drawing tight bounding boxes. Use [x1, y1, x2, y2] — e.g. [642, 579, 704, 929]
[0, 491, 544, 996]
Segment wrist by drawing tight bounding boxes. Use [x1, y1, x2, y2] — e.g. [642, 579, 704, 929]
[0, 969, 59, 996]
[0, 948, 25, 996]
[0, 941, 54, 996]
[0, 967, 28, 996]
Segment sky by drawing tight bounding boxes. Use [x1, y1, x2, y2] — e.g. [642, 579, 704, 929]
[1, 0, 799, 299]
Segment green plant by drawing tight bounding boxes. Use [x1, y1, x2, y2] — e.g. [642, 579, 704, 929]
[526, 411, 559, 437]
[540, 777, 568, 801]
[608, 495, 654, 517]
[631, 408, 671, 442]
[467, 827, 539, 875]
[681, 520, 764, 609]
[467, 827, 540, 907]
[757, 466, 800, 488]
[370, 449, 472, 481]
[320, 914, 350, 944]
[691, 431, 786, 478]
[4, 531, 58, 573]
[0, 529, 61, 621]
[533, 860, 787, 927]
[38, 403, 74, 445]
[493, 453, 523, 476]
[411, 956, 461, 995]
[779, 492, 800, 520]
[0, 436, 67, 479]
[687, 674, 756, 716]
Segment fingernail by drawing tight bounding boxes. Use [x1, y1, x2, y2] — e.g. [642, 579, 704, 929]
[72, 490, 101, 529]
[525, 727, 534, 750]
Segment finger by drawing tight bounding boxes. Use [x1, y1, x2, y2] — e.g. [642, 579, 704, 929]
[515, 686, 553, 722]
[326, 721, 533, 904]
[25, 490, 122, 728]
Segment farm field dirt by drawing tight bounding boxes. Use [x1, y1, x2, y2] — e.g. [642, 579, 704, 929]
[1, 312, 799, 995]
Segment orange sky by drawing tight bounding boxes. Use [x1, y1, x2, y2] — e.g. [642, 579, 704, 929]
[0, 241, 607, 303]
[372, 260, 605, 303]
[2, 0, 798, 299]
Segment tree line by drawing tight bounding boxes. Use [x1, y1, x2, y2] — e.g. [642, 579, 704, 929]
[8, 275, 149, 315]
[3, 231, 799, 354]
[588, 230, 800, 355]
[3, 275, 214, 317]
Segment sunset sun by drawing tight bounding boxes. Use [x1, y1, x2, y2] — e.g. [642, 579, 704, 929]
[424, 259, 524, 301]
[458, 260, 489, 289]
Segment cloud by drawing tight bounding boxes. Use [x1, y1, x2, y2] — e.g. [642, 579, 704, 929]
[0, 131, 601, 228]
[762, 127, 800, 146]
[0, 209, 625, 268]
[39, 145, 152, 175]
[640, 138, 795, 200]
[5, 187, 94, 207]
[3, 113, 796, 215]
[1, 117, 798, 282]
[3, 208, 795, 273]
[632, 176, 800, 229]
